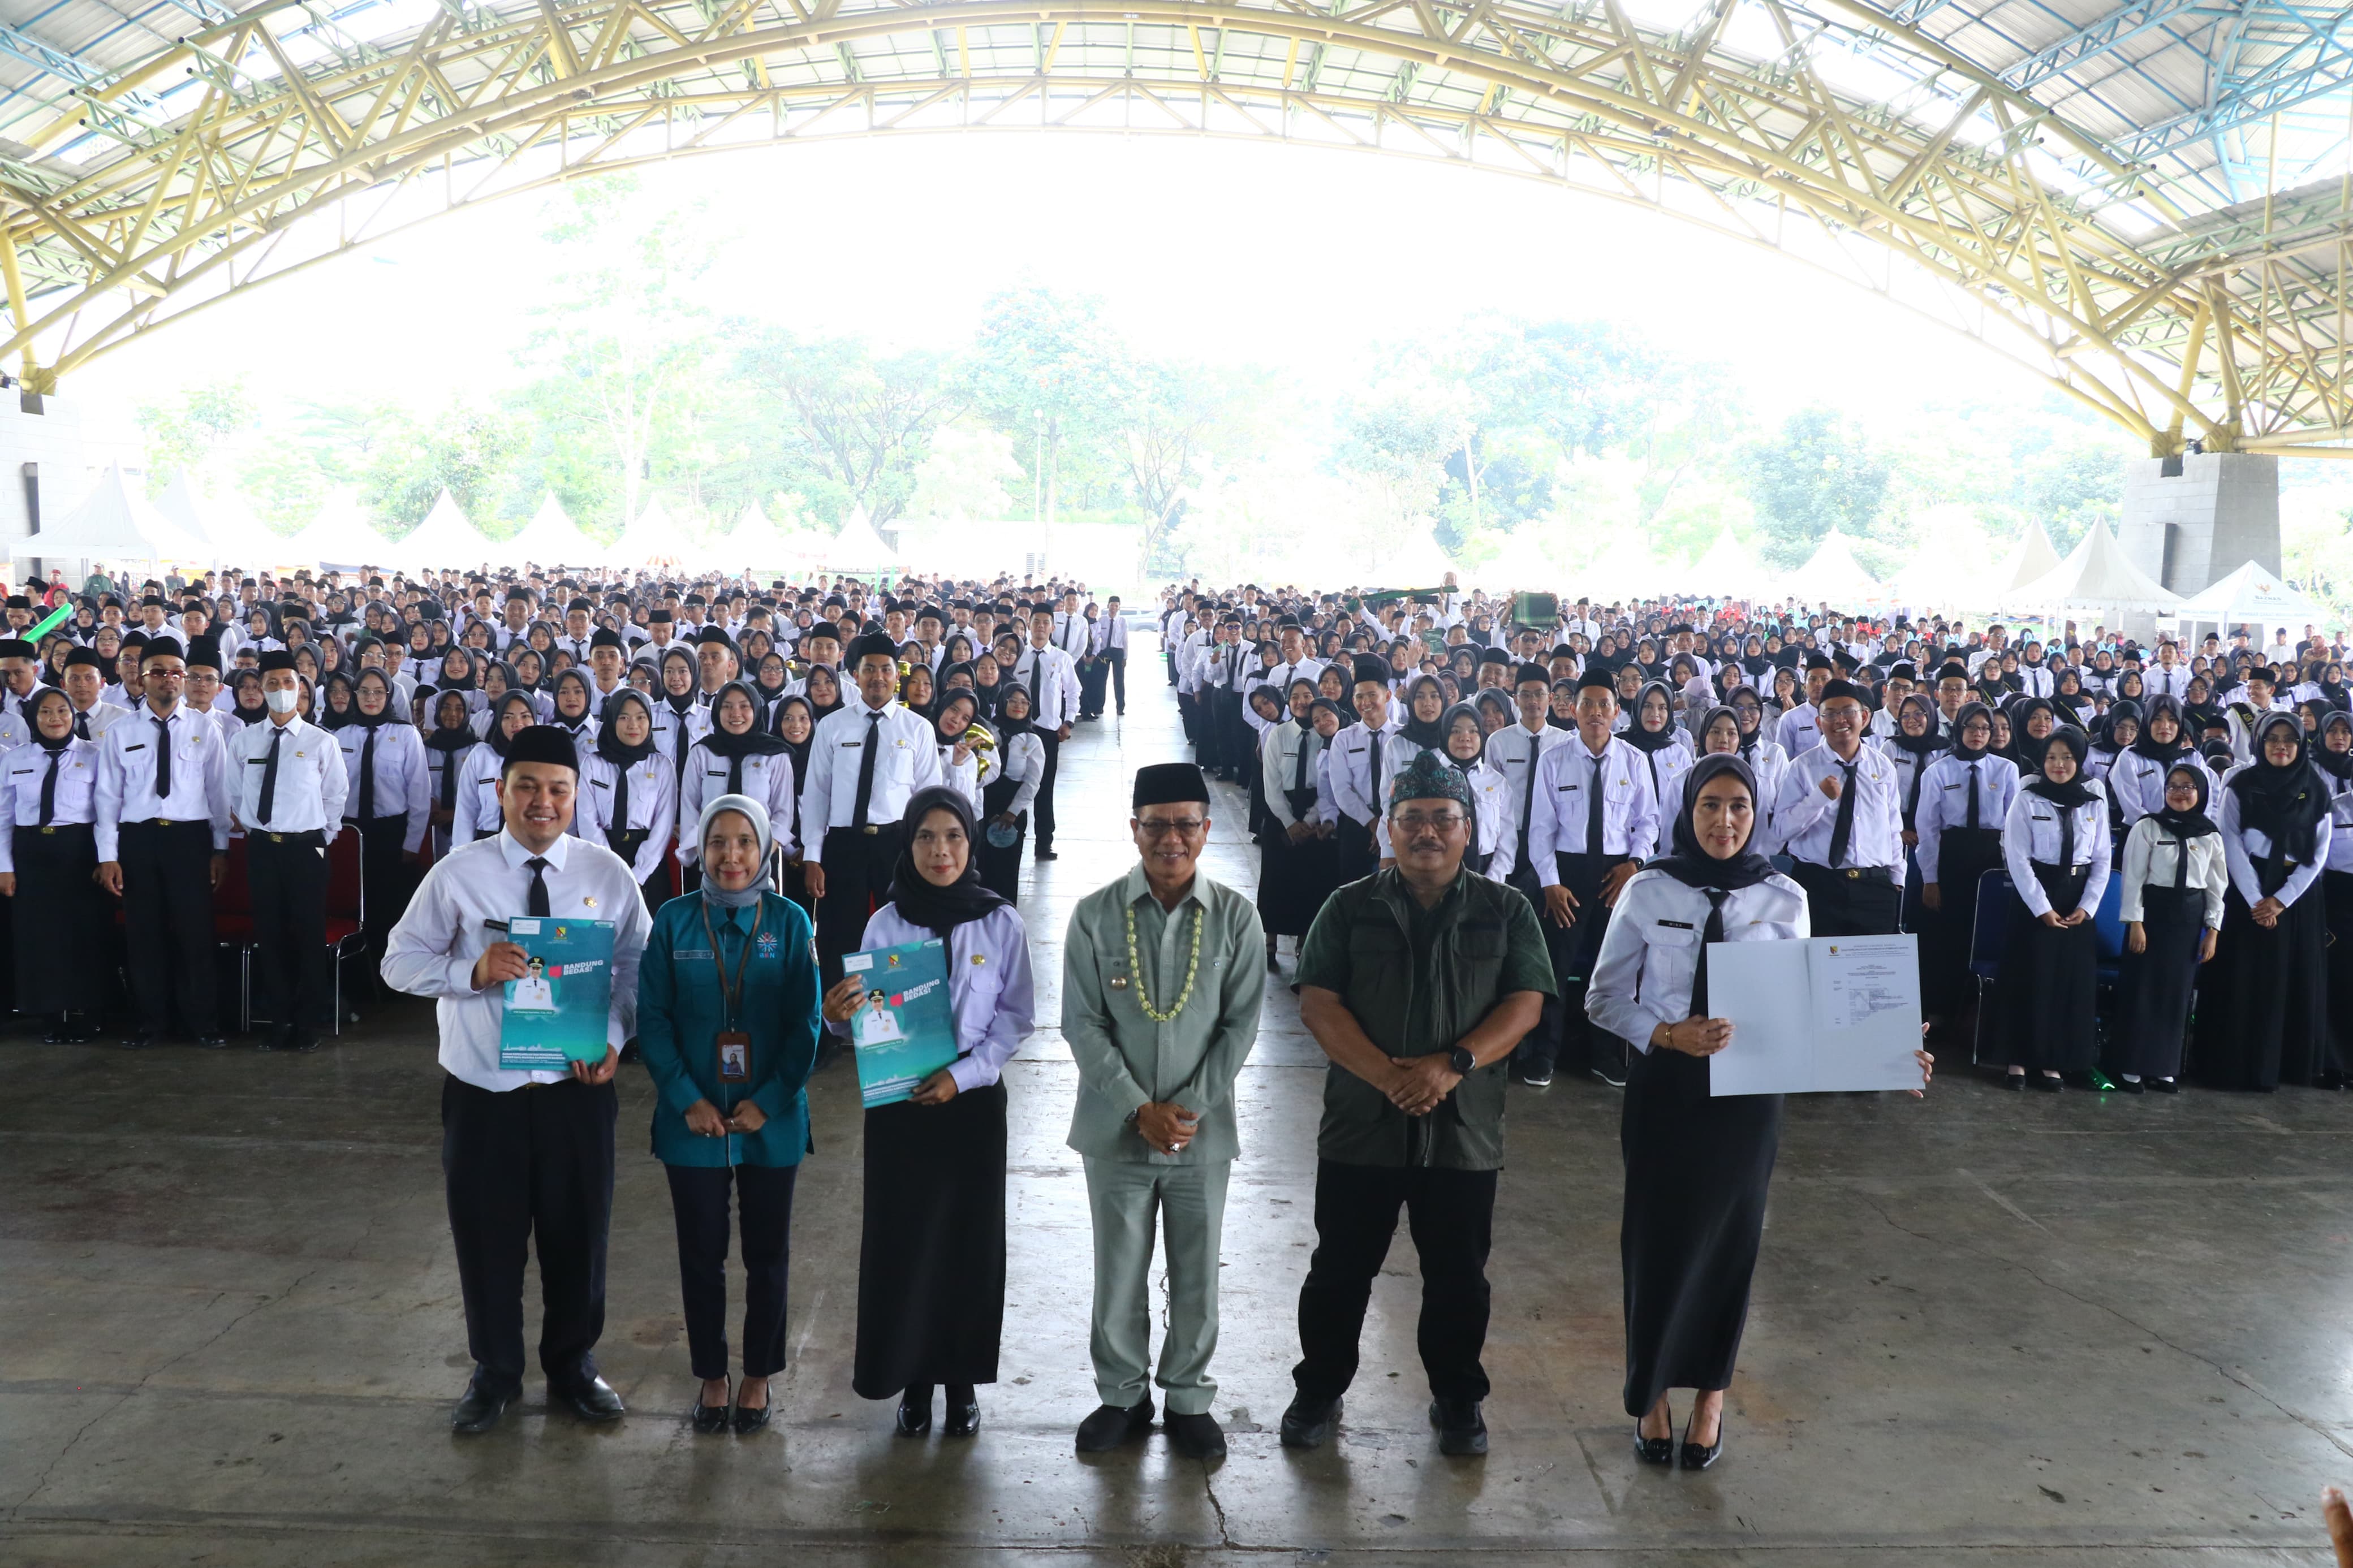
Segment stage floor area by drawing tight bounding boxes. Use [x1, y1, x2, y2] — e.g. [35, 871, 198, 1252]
[6, 654, 2352, 1566]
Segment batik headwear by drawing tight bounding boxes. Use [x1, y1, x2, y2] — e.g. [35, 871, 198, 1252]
[1389, 746, 1472, 811]
[1644, 753, 1776, 892]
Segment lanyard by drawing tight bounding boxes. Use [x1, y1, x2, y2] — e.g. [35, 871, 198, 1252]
[698, 899, 765, 1031]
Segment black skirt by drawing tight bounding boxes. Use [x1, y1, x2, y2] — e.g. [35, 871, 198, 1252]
[1986, 863, 2097, 1072]
[1621, 1045, 1782, 1416]
[2109, 883, 2205, 1078]
[977, 771, 1025, 906]
[1924, 827, 2003, 1017]
[2194, 884, 2329, 1090]
[2326, 870, 2353, 1076]
[12, 822, 106, 1013]
[853, 1079, 1007, 1398]
[1257, 788, 1334, 938]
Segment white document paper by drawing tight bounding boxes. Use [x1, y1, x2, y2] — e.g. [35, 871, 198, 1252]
[1706, 935, 1925, 1096]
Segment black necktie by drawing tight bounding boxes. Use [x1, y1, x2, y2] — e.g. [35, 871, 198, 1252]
[1293, 727, 1312, 792]
[1517, 733, 1540, 871]
[610, 761, 632, 850]
[37, 746, 61, 827]
[1828, 759, 1860, 866]
[153, 715, 172, 802]
[1690, 888, 1729, 1018]
[525, 856, 551, 917]
[1966, 762, 1981, 831]
[258, 727, 283, 826]
[850, 711, 882, 830]
[2056, 797, 2076, 873]
[73, 710, 88, 741]
[726, 750, 745, 796]
[1587, 751, 1605, 857]
[1368, 729, 1384, 814]
[358, 726, 377, 819]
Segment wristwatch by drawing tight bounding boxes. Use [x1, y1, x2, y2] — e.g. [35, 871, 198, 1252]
[1447, 1045, 1477, 1076]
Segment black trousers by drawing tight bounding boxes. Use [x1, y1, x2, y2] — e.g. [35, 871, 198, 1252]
[118, 819, 218, 1036]
[1526, 852, 1632, 1074]
[1334, 814, 1379, 885]
[1033, 729, 1062, 851]
[817, 822, 904, 990]
[1787, 862, 1903, 937]
[355, 813, 413, 971]
[248, 830, 330, 1033]
[1079, 655, 1109, 717]
[440, 1075, 617, 1395]
[1105, 648, 1127, 713]
[663, 1162, 798, 1381]
[1294, 1161, 1497, 1403]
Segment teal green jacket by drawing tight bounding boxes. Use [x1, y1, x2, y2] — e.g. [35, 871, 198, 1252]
[636, 891, 821, 1168]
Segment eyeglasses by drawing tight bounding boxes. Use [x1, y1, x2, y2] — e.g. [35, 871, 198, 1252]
[1391, 810, 1468, 833]
[1136, 817, 1206, 838]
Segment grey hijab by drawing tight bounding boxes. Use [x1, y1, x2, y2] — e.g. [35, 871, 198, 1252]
[696, 792, 772, 908]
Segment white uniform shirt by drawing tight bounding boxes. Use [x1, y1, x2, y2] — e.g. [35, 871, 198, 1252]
[0, 736, 100, 869]
[1911, 751, 2022, 885]
[1775, 742, 1906, 871]
[985, 728, 1046, 818]
[1527, 735, 1664, 881]
[1014, 645, 1080, 728]
[2118, 817, 2227, 928]
[2001, 787, 2111, 918]
[1774, 702, 1820, 759]
[1327, 719, 1402, 824]
[335, 722, 434, 853]
[1484, 721, 1574, 878]
[2106, 747, 2213, 827]
[578, 750, 678, 884]
[1260, 721, 1328, 828]
[2218, 766, 2334, 908]
[232, 716, 349, 834]
[458, 742, 510, 844]
[829, 902, 1036, 1093]
[381, 829, 652, 1091]
[1585, 869, 1811, 1051]
[801, 697, 945, 862]
[679, 741, 797, 861]
[94, 701, 234, 859]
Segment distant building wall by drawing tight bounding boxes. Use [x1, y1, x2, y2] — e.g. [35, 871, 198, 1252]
[2118, 452, 2280, 597]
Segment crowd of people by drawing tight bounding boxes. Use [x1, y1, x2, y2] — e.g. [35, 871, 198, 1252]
[5, 556, 2338, 1473]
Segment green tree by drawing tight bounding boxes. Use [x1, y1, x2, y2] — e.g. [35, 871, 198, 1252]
[136, 379, 253, 495]
[729, 329, 963, 527]
[965, 286, 1130, 524]
[1332, 380, 1455, 575]
[1742, 405, 1892, 566]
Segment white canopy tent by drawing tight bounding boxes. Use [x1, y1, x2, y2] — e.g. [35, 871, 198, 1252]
[1680, 528, 1769, 600]
[1993, 522, 2062, 594]
[706, 500, 798, 575]
[387, 490, 495, 573]
[612, 496, 688, 571]
[2003, 523, 2180, 617]
[1785, 531, 1881, 604]
[2168, 560, 2332, 638]
[1578, 533, 1664, 602]
[280, 489, 393, 570]
[499, 493, 599, 571]
[153, 472, 287, 568]
[14, 462, 209, 571]
[824, 504, 898, 576]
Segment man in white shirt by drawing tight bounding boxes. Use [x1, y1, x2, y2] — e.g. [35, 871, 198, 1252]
[802, 632, 947, 984]
[1014, 608, 1081, 861]
[1265, 623, 1324, 695]
[95, 637, 234, 1049]
[235, 650, 349, 1054]
[1326, 656, 1403, 882]
[1774, 680, 1906, 936]
[1097, 595, 1131, 716]
[382, 724, 649, 1435]
[1524, 671, 1661, 1088]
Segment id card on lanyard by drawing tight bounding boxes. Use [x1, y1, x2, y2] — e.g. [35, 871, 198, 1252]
[702, 900, 763, 1093]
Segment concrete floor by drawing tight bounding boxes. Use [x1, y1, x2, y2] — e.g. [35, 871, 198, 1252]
[6, 650, 2353, 1567]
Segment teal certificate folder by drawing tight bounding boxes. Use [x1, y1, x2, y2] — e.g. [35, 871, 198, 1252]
[497, 917, 617, 1070]
[843, 938, 959, 1107]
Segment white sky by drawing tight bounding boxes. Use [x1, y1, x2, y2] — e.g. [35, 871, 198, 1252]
[70, 133, 2054, 439]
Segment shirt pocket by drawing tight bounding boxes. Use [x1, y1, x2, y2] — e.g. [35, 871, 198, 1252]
[1639, 923, 1699, 1012]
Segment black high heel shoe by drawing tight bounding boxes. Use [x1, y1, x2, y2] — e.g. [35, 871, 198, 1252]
[1679, 1410, 1724, 1470]
[943, 1383, 980, 1438]
[691, 1383, 732, 1435]
[896, 1384, 934, 1437]
[1633, 1420, 1675, 1466]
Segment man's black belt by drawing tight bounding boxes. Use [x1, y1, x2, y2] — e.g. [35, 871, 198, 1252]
[251, 828, 327, 846]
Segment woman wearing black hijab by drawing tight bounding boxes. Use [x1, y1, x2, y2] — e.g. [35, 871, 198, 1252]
[772, 694, 819, 913]
[975, 683, 1044, 905]
[421, 688, 480, 858]
[2195, 711, 2334, 1091]
[0, 686, 106, 1042]
[1912, 702, 2019, 1023]
[818, 785, 1034, 1440]
[2006, 696, 2058, 777]
[229, 670, 270, 726]
[2313, 710, 2353, 1088]
[2110, 762, 2225, 1091]
[587, 688, 676, 913]
[1588, 754, 1933, 1471]
[1990, 726, 2109, 1090]
[683, 680, 795, 893]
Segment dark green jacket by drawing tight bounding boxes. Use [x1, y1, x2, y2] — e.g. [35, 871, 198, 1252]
[1295, 867, 1555, 1170]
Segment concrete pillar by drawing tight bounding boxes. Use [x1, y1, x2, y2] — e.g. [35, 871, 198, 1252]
[2116, 451, 2280, 597]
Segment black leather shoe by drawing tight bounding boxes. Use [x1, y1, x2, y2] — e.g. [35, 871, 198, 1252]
[1033, 848, 1058, 862]
[1634, 1423, 1675, 1465]
[2115, 1075, 2145, 1094]
[450, 1376, 513, 1434]
[1074, 1398, 1154, 1452]
[1165, 1411, 1226, 1459]
[2148, 1077, 2181, 1094]
[120, 1033, 157, 1051]
[43, 1019, 89, 1044]
[896, 1386, 933, 1437]
[1680, 1413, 1725, 1470]
[1430, 1398, 1488, 1457]
[195, 1034, 229, 1050]
[1591, 1064, 1627, 1089]
[558, 1375, 625, 1423]
[288, 1033, 321, 1055]
[2030, 1073, 2063, 1092]
[731, 1398, 772, 1436]
[691, 1394, 731, 1435]
[942, 1389, 980, 1439]
[1279, 1394, 1341, 1449]
[2002, 1073, 2026, 1090]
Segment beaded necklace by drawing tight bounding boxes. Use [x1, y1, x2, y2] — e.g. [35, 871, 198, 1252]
[1123, 900, 1204, 1023]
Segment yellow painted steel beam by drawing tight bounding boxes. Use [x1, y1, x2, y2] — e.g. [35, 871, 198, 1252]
[0, 0, 2330, 449]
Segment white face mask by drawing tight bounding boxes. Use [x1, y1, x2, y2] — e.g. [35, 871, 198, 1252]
[265, 687, 299, 714]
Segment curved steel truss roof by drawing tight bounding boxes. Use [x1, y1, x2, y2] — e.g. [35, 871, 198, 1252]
[0, 0, 2346, 453]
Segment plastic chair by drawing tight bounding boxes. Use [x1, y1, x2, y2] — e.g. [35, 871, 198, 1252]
[324, 826, 365, 1033]
[213, 836, 255, 1031]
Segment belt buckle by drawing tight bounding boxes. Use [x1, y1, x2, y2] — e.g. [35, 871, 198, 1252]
[270, 832, 284, 843]
[1846, 868, 1860, 879]
[862, 825, 878, 835]
[39, 826, 53, 835]
[156, 818, 173, 827]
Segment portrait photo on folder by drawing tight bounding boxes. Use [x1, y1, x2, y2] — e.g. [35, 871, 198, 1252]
[1706, 934, 1926, 1096]
[495, 917, 617, 1071]
[842, 939, 959, 1108]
